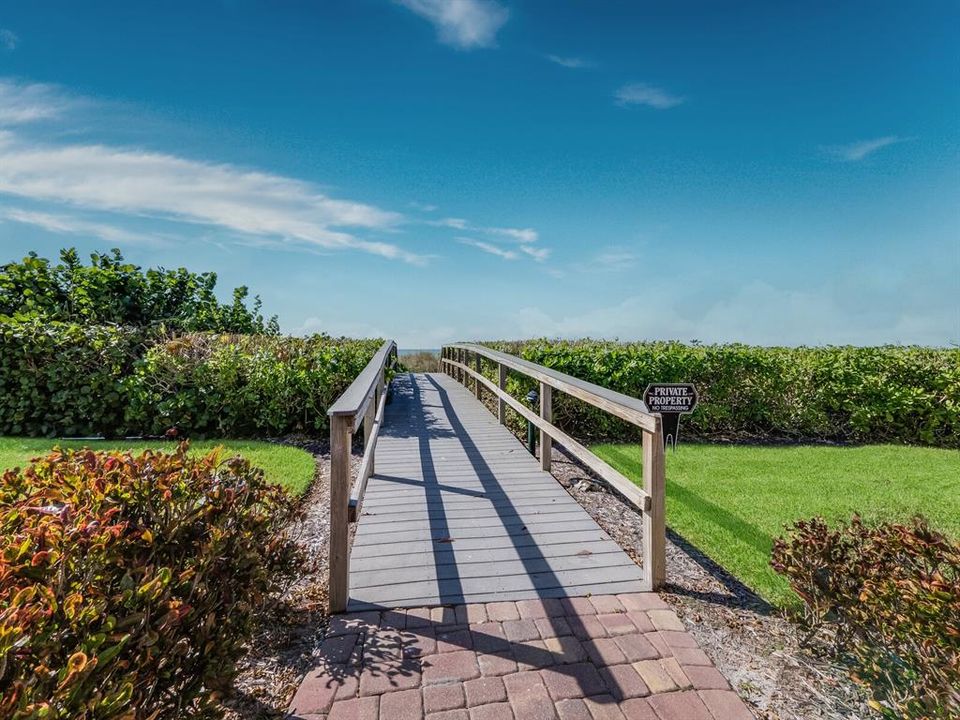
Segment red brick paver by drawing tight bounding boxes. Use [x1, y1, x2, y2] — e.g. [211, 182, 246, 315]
[287, 595, 754, 720]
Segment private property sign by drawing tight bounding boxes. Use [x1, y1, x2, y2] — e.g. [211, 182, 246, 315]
[643, 384, 698, 449]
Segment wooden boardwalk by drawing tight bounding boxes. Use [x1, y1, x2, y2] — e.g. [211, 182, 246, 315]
[348, 372, 645, 610]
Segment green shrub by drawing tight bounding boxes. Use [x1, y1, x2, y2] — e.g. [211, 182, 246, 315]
[0, 318, 149, 437]
[483, 340, 960, 446]
[0, 321, 381, 438]
[0, 248, 277, 334]
[771, 516, 960, 719]
[125, 334, 384, 437]
[0, 444, 302, 720]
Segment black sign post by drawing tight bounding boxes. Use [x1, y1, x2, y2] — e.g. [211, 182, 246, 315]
[643, 383, 698, 450]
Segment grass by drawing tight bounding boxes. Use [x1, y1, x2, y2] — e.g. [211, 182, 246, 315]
[0, 437, 316, 496]
[592, 442, 960, 606]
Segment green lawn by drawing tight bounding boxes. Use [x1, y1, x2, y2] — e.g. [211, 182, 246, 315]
[0, 437, 316, 496]
[593, 443, 960, 606]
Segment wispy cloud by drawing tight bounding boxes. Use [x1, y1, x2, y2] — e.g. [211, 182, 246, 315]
[615, 82, 684, 109]
[395, 0, 508, 50]
[435, 217, 470, 230]
[408, 200, 438, 212]
[0, 79, 80, 125]
[0, 78, 428, 264]
[458, 237, 518, 260]
[0, 207, 163, 246]
[457, 236, 550, 263]
[436, 215, 547, 261]
[486, 226, 538, 243]
[0, 29, 17, 52]
[519, 244, 550, 261]
[434, 217, 538, 244]
[822, 136, 908, 162]
[591, 246, 639, 270]
[545, 54, 595, 69]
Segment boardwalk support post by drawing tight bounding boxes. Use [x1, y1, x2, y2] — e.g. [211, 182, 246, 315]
[474, 352, 482, 399]
[642, 418, 666, 591]
[498, 363, 507, 424]
[540, 382, 552, 472]
[329, 413, 352, 613]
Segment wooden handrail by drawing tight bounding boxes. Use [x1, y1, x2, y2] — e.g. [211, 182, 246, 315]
[446, 343, 658, 433]
[329, 340, 398, 430]
[327, 339, 397, 613]
[440, 343, 666, 592]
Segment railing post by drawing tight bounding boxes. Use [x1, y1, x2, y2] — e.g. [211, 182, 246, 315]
[539, 382, 552, 472]
[329, 413, 353, 613]
[498, 363, 507, 425]
[364, 384, 377, 475]
[641, 419, 666, 591]
[474, 352, 482, 399]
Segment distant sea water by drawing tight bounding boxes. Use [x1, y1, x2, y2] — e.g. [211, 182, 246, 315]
[398, 348, 440, 357]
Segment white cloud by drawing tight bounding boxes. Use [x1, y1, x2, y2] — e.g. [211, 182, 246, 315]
[434, 217, 538, 244]
[487, 226, 538, 243]
[615, 83, 684, 110]
[457, 237, 518, 260]
[437, 217, 547, 262]
[591, 246, 639, 270]
[0, 78, 428, 264]
[0, 29, 17, 51]
[0, 79, 79, 125]
[436, 217, 470, 229]
[545, 55, 595, 69]
[822, 136, 907, 162]
[519, 244, 550, 261]
[395, 0, 508, 50]
[409, 200, 438, 212]
[0, 207, 163, 246]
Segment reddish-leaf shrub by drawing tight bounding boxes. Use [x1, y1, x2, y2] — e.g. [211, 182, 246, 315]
[772, 516, 960, 719]
[0, 444, 303, 719]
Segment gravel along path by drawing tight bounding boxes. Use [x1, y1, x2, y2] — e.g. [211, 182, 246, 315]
[223, 437, 361, 720]
[544, 443, 870, 720]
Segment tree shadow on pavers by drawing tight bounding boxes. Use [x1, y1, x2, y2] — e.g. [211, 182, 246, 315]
[290, 600, 668, 717]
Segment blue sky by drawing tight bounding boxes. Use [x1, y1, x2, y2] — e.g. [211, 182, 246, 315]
[0, 0, 957, 348]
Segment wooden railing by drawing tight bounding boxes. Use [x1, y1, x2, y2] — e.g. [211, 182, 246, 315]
[327, 339, 397, 612]
[440, 343, 666, 591]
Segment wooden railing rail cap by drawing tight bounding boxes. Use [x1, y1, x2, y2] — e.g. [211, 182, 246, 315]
[445, 342, 657, 432]
[328, 339, 397, 424]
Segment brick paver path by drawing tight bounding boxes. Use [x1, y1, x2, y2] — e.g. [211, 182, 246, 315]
[288, 594, 754, 719]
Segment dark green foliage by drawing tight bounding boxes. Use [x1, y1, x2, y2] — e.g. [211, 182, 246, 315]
[125, 334, 384, 437]
[0, 323, 380, 438]
[0, 318, 148, 437]
[772, 517, 960, 719]
[0, 444, 303, 719]
[0, 248, 278, 334]
[484, 340, 960, 446]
